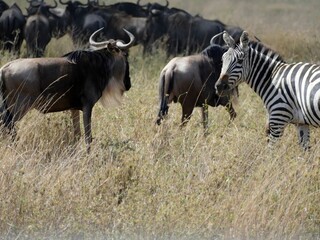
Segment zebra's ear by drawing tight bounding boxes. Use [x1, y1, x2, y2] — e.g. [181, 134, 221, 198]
[240, 31, 249, 52]
[223, 31, 235, 48]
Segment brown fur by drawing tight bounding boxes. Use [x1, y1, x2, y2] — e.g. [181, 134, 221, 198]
[156, 53, 237, 128]
[0, 46, 131, 152]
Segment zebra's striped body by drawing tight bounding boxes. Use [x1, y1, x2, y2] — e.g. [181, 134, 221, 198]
[215, 31, 320, 149]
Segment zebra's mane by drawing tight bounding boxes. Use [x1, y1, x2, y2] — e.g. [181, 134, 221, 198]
[248, 41, 285, 63]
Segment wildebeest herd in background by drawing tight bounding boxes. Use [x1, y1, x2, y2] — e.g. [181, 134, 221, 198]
[0, 0, 246, 151]
[0, 0, 244, 57]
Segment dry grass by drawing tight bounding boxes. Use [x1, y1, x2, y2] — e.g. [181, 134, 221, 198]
[0, 0, 320, 239]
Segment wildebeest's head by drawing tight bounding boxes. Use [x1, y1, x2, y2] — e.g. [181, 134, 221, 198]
[64, 28, 134, 107]
[86, 28, 134, 107]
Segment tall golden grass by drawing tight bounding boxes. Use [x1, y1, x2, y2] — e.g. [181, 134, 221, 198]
[0, 0, 320, 239]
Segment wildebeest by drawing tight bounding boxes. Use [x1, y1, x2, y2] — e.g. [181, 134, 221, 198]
[106, 0, 148, 17]
[156, 41, 238, 128]
[166, 14, 225, 56]
[24, 1, 60, 57]
[0, 3, 26, 53]
[26, 0, 68, 39]
[96, 12, 146, 46]
[57, 1, 102, 46]
[143, 6, 243, 57]
[83, 4, 147, 46]
[0, 28, 135, 151]
[143, 0, 169, 12]
[142, 5, 191, 55]
[59, 0, 146, 47]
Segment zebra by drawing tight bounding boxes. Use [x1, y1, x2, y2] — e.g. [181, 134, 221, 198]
[215, 30, 320, 150]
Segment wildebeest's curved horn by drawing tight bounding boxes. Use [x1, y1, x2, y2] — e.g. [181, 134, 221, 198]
[115, 29, 135, 49]
[210, 31, 225, 45]
[164, 0, 169, 7]
[89, 28, 135, 50]
[59, 0, 69, 5]
[27, 0, 43, 3]
[89, 28, 109, 48]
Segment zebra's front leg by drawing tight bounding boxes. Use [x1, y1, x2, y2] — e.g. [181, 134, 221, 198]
[267, 122, 286, 148]
[225, 102, 237, 122]
[296, 124, 310, 150]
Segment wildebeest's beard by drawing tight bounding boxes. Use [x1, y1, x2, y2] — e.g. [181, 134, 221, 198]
[63, 47, 132, 108]
[64, 49, 115, 94]
[124, 58, 131, 91]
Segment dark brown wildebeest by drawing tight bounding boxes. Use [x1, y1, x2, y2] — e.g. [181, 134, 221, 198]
[59, 0, 147, 47]
[0, 3, 26, 54]
[142, 6, 243, 57]
[156, 41, 238, 129]
[0, 28, 134, 152]
[24, 1, 60, 57]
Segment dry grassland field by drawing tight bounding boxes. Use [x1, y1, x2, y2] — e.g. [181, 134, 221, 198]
[0, 0, 320, 239]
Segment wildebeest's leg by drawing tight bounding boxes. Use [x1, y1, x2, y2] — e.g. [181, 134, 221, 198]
[6, 95, 34, 139]
[71, 110, 81, 142]
[201, 101, 209, 129]
[82, 105, 93, 152]
[1, 110, 15, 137]
[296, 124, 310, 150]
[180, 98, 195, 126]
[225, 102, 237, 122]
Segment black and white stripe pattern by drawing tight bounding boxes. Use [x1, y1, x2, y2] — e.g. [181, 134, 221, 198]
[215, 31, 320, 149]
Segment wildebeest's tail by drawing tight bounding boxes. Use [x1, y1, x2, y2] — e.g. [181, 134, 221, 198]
[0, 69, 12, 129]
[156, 69, 174, 125]
[0, 69, 5, 112]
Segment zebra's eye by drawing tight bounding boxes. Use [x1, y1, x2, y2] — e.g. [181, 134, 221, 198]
[238, 58, 243, 64]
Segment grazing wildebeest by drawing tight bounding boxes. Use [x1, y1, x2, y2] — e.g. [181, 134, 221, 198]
[0, 28, 135, 151]
[156, 39, 238, 128]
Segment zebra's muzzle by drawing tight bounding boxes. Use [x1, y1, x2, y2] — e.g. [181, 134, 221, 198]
[215, 74, 231, 96]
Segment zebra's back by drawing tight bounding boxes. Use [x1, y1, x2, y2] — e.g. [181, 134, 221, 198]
[274, 62, 320, 126]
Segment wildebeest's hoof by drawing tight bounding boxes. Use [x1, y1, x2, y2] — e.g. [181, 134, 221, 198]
[156, 118, 162, 125]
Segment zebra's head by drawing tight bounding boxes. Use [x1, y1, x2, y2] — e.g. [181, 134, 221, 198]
[215, 31, 249, 96]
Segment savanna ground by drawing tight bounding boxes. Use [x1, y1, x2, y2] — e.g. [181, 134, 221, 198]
[0, 0, 320, 239]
